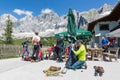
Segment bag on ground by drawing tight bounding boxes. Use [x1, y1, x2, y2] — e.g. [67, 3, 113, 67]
[65, 46, 78, 69]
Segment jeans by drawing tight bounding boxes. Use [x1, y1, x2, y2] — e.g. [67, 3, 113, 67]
[71, 61, 85, 70]
[22, 47, 29, 58]
[55, 47, 63, 62]
[32, 45, 39, 60]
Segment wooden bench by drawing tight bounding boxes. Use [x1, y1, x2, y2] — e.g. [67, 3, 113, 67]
[103, 48, 119, 61]
[87, 48, 104, 61]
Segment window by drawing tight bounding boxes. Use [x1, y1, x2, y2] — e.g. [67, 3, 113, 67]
[99, 24, 109, 31]
[118, 22, 120, 25]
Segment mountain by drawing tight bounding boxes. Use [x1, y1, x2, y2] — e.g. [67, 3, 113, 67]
[78, 16, 88, 29]
[98, 3, 113, 14]
[80, 4, 113, 23]
[0, 4, 113, 38]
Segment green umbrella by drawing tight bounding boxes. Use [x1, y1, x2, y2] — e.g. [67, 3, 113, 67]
[76, 29, 92, 36]
[67, 8, 77, 36]
[55, 8, 92, 43]
[55, 32, 67, 37]
[76, 29, 92, 41]
[55, 29, 92, 42]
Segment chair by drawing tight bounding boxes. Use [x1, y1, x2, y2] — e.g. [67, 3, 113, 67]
[86, 48, 104, 61]
[86, 48, 92, 60]
[103, 48, 119, 61]
[86, 51, 92, 60]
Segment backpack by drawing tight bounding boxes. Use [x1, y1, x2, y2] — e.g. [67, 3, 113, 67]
[22, 40, 28, 47]
[24, 56, 29, 61]
[39, 50, 43, 59]
[65, 45, 78, 69]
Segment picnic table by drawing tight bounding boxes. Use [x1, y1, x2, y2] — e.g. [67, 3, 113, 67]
[87, 48, 104, 61]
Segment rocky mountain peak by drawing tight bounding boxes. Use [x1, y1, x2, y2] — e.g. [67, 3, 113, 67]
[98, 3, 113, 14]
[0, 4, 114, 37]
[0, 14, 17, 23]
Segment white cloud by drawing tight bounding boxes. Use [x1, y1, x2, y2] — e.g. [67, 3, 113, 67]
[13, 9, 33, 16]
[41, 8, 53, 14]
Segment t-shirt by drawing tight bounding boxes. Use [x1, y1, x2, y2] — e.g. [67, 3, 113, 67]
[32, 35, 40, 45]
[22, 40, 29, 48]
[73, 44, 86, 61]
[102, 39, 109, 45]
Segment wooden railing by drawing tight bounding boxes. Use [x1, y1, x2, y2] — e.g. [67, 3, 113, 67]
[0, 45, 33, 59]
[0, 45, 49, 59]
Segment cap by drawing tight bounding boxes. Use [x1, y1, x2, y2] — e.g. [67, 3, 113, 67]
[102, 37, 105, 39]
[76, 40, 83, 44]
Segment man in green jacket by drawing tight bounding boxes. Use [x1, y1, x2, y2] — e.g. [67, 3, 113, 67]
[71, 40, 86, 70]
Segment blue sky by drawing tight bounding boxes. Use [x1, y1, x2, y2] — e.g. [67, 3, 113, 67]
[0, 0, 119, 18]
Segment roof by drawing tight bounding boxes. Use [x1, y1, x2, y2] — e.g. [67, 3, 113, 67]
[110, 25, 120, 32]
[88, 2, 120, 32]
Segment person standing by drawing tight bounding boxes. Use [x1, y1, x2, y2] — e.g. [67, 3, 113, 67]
[32, 32, 40, 61]
[21, 37, 30, 60]
[55, 36, 64, 62]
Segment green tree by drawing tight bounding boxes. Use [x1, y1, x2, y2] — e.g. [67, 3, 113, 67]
[3, 15, 13, 44]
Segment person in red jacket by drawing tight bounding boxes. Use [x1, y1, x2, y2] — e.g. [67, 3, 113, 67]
[47, 45, 55, 59]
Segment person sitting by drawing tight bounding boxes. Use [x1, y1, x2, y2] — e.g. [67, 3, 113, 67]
[71, 40, 86, 70]
[102, 37, 110, 52]
[47, 45, 55, 59]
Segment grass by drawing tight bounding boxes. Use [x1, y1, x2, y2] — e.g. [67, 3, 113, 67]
[13, 38, 27, 45]
[0, 55, 20, 60]
[0, 36, 57, 46]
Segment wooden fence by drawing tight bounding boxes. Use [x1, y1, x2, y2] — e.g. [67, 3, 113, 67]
[0, 45, 33, 59]
[0, 45, 49, 59]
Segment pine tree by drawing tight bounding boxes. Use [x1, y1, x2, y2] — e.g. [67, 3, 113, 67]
[3, 15, 13, 44]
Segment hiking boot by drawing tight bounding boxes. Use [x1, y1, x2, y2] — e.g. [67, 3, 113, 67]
[98, 66, 104, 73]
[99, 72, 103, 77]
[41, 58, 43, 60]
[94, 66, 104, 77]
[98, 66, 104, 76]
[94, 70, 98, 76]
[49, 66, 61, 71]
[82, 62, 87, 69]
[93, 66, 99, 76]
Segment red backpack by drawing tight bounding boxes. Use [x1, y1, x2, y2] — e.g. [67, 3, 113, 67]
[39, 50, 43, 58]
[24, 56, 29, 61]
